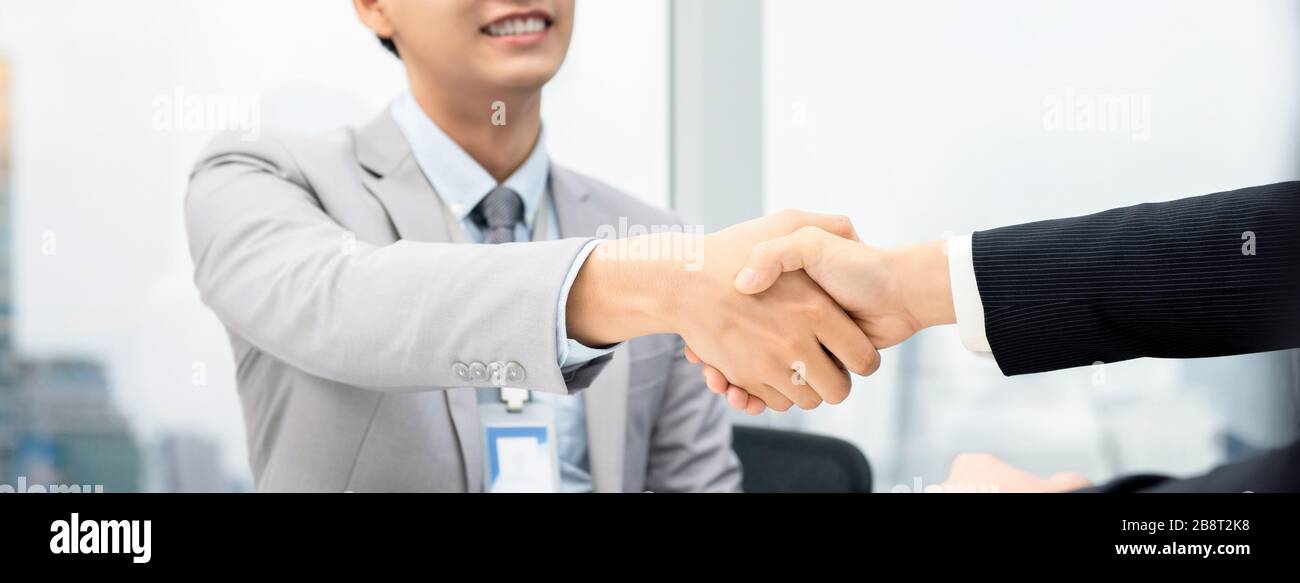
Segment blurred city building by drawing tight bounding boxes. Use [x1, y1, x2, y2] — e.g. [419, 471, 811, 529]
[7, 359, 141, 492]
[0, 57, 16, 480]
[156, 432, 234, 492]
[0, 59, 149, 492]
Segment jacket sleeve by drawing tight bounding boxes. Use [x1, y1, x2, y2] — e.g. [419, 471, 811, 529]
[185, 133, 611, 393]
[973, 181, 1300, 376]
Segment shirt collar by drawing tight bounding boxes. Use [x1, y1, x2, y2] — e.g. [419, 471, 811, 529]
[389, 89, 550, 227]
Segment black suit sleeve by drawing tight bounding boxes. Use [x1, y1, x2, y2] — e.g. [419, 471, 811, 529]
[972, 181, 1300, 376]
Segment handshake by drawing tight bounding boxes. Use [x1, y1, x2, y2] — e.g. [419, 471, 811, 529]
[567, 210, 956, 415]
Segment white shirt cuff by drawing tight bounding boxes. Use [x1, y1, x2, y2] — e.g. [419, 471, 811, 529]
[947, 234, 992, 354]
[556, 239, 621, 370]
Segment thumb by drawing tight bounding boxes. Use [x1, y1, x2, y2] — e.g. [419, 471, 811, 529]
[734, 226, 829, 295]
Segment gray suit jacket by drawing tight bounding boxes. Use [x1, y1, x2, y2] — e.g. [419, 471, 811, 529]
[185, 111, 740, 492]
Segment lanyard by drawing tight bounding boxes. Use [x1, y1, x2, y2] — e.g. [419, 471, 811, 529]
[434, 187, 552, 413]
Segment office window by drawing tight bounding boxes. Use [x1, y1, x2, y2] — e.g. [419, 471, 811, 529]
[0, 0, 671, 490]
[759, 0, 1300, 489]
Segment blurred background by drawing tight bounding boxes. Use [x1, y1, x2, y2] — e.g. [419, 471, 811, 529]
[0, 0, 1295, 492]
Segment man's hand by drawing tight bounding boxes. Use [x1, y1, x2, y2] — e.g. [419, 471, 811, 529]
[566, 211, 879, 411]
[687, 226, 958, 413]
[938, 453, 1091, 493]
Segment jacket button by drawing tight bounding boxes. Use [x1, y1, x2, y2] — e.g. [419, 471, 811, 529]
[505, 361, 526, 383]
[452, 362, 470, 380]
[468, 361, 488, 382]
[488, 361, 507, 386]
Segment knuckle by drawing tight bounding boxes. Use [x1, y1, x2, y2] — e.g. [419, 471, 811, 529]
[769, 396, 793, 412]
[845, 350, 870, 375]
[828, 375, 852, 403]
[792, 301, 817, 322]
[807, 299, 834, 322]
[831, 215, 853, 235]
[775, 335, 802, 355]
[795, 226, 828, 251]
[796, 393, 822, 410]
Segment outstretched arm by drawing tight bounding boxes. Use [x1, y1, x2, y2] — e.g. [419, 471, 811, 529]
[699, 181, 1300, 412]
[189, 133, 874, 408]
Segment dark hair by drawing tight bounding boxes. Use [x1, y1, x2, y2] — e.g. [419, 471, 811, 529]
[378, 35, 399, 58]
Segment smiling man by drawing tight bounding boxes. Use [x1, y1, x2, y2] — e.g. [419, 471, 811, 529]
[183, 0, 874, 492]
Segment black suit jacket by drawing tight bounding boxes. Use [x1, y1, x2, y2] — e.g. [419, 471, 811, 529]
[972, 182, 1300, 491]
[973, 181, 1300, 376]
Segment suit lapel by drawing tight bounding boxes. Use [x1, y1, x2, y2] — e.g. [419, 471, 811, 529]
[355, 110, 483, 493]
[551, 166, 631, 492]
[356, 111, 453, 244]
[550, 165, 596, 238]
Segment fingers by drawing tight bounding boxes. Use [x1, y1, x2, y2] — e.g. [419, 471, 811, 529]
[701, 361, 773, 415]
[769, 371, 823, 410]
[700, 361, 795, 411]
[693, 297, 871, 409]
[684, 345, 701, 364]
[725, 386, 749, 411]
[701, 360, 772, 414]
[814, 311, 881, 379]
[750, 385, 793, 412]
[742, 379, 795, 412]
[772, 209, 859, 242]
[734, 226, 834, 295]
[727, 386, 768, 415]
[789, 347, 850, 407]
[701, 365, 728, 394]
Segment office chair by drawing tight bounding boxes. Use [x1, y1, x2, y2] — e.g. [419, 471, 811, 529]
[731, 425, 872, 493]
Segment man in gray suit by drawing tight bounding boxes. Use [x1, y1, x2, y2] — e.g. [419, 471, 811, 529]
[184, 0, 877, 492]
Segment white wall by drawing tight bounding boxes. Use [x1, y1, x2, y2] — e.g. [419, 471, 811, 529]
[762, 0, 1300, 489]
[0, 0, 669, 485]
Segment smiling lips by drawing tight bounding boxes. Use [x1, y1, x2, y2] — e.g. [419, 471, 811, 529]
[482, 13, 552, 44]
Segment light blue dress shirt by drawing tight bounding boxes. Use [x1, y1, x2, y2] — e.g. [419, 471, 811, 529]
[390, 90, 613, 492]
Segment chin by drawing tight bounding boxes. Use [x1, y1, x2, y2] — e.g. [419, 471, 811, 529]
[490, 63, 563, 91]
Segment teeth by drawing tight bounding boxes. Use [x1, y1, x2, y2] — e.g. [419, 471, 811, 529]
[487, 17, 547, 37]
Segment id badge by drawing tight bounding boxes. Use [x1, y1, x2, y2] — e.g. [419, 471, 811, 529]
[480, 401, 561, 493]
